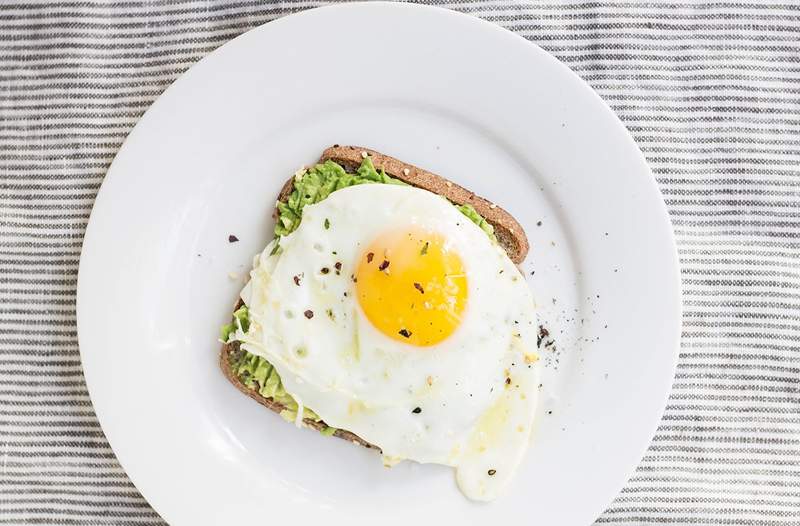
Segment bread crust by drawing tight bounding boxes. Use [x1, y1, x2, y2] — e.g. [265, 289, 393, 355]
[318, 146, 529, 263]
[223, 145, 531, 450]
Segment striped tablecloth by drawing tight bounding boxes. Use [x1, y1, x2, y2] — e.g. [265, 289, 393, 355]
[2, 2, 799, 524]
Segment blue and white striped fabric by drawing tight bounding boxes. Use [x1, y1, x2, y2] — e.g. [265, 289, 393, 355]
[1, 2, 798, 524]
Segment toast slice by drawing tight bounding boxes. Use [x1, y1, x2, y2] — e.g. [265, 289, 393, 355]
[221, 146, 531, 451]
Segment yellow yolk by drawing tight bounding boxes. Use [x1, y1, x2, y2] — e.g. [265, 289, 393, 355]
[355, 227, 467, 347]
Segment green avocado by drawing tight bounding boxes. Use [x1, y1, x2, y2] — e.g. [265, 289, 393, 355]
[224, 157, 496, 437]
[275, 157, 496, 240]
[223, 307, 335, 434]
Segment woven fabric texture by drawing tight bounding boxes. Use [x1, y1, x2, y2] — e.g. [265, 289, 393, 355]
[1, 2, 798, 524]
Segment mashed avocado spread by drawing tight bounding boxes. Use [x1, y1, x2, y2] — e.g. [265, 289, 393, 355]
[276, 157, 496, 240]
[222, 157, 495, 434]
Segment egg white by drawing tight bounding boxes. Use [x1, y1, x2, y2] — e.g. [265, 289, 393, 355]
[239, 183, 539, 501]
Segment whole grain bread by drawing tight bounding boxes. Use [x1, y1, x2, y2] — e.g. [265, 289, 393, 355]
[223, 146, 531, 450]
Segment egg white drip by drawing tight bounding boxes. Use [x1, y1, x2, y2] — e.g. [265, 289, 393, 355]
[239, 184, 539, 501]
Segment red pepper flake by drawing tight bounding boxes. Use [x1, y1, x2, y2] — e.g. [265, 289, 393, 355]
[366, 252, 374, 263]
[398, 328, 412, 338]
[413, 282, 424, 294]
[320, 267, 330, 275]
[304, 310, 314, 319]
[293, 275, 301, 286]
[228, 235, 239, 243]
[487, 469, 496, 476]
[378, 260, 390, 271]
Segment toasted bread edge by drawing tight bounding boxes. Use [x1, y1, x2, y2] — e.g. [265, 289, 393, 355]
[319, 145, 529, 264]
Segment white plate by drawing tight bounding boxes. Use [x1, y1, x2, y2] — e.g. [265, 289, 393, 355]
[77, 3, 681, 525]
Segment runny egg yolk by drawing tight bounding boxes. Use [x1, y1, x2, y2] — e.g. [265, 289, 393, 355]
[355, 227, 467, 347]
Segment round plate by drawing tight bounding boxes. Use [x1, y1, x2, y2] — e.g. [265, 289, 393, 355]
[77, 3, 680, 525]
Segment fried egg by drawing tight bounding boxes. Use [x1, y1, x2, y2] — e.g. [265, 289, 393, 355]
[239, 183, 539, 501]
